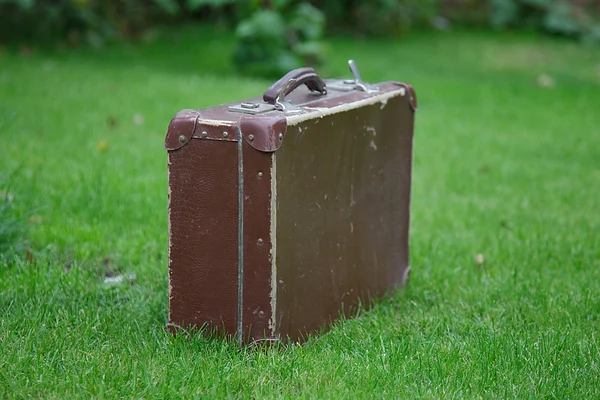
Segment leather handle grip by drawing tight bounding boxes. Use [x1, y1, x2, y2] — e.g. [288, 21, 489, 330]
[263, 67, 327, 106]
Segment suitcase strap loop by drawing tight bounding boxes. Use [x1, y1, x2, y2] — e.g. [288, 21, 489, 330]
[263, 67, 327, 111]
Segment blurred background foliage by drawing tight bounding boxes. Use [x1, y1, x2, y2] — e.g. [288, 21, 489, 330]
[1, 0, 599, 77]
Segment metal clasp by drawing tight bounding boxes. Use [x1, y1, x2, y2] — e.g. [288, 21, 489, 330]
[228, 102, 276, 115]
[347, 60, 379, 93]
[323, 60, 380, 93]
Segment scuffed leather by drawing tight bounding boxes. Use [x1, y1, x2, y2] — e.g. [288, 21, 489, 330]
[164, 109, 199, 151]
[240, 115, 287, 152]
[393, 82, 418, 111]
[241, 141, 276, 342]
[167, 139, 239, 335]
[191, 124, 238, 142]
[165, 76, 416, 345]
[273, 93, 414, 342]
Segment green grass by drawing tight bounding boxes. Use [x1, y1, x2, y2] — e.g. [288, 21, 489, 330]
[1, 24, 600, 398]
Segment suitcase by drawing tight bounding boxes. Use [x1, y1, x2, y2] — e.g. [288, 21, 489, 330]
[164, 60, 418, 345]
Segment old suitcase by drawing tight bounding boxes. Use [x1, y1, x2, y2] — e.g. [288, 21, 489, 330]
[164, 60, 417, 345]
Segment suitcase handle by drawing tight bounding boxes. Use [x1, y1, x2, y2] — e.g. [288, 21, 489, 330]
[263, 67, 327, 110]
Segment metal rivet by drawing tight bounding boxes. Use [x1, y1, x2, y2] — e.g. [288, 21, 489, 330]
[178, 135, 186, 143]
[257, 238, 264, 245]
[278, 133, 283, 140]
[257, 172, 263, 178]
[248, 134, 254, 141]
[222, 131, 229, 138]
[201, 131, 208, 138]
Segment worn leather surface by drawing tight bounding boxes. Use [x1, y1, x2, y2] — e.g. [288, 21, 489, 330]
[393, 82, 418, 111]
[241, 141, 275, 342]
[167, 138, 239, 335]
[273, 93, 415, 342]
[240, 115, 287, 152]
[165, 78, 416, 344]
[163, 81, 411, 140]
[191, 124, 239, 142]
[164, 109, 199, 151]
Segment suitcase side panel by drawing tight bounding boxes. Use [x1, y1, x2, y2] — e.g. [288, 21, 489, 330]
[274, 91, 415, 342]
[167, 138, 239, 336]
[241, 140, 277, 343]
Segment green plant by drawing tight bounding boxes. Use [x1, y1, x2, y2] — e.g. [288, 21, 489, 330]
[489, 0, 600, 44]
[353, 0, 439, 36]
[0, 0, 235, 47]
[319, 0, 440, 37]
[232, 0, 327, 78]
[437, 0, 492, 27]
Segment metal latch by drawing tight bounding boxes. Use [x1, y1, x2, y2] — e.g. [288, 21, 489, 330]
[327, 60, 380, 93]
[228, 102, 277, 115]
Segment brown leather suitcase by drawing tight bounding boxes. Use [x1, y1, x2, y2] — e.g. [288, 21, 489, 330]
[164, 60, 418, 345]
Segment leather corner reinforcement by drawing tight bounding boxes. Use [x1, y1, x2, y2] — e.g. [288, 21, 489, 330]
[164, 109, 200, 151]
[239, 114, 288, 153]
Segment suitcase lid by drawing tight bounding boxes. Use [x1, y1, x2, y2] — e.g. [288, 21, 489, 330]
[165, 60, 417, 152]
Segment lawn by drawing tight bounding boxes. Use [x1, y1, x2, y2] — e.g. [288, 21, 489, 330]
[1, 24, 600, 398]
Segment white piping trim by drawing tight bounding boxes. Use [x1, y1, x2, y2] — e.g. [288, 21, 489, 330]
[285, 89, 405, 126]
[197, 118, 234, 127]
[268, 154, 277, 335]
[236, 131, 244, 345]
[167, 153, 173, 321]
